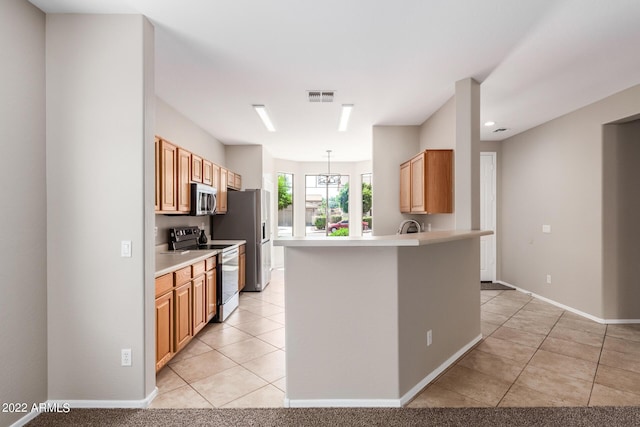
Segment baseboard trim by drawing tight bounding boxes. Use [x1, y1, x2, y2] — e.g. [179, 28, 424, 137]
[284, 334, 482, 408]
[9, 411, 40, 427]
[496, 280, 640, 324]
[48, 387, 158, 409]
[399, 333, 483, 406]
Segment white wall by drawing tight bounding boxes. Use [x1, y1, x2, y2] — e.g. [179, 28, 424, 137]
[501, 84, 640, 319]
[46, 14, 154, 401]
[0, 1, 47, 425]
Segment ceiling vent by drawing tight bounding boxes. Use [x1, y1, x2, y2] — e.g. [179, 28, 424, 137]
[308, 91, 334, 103]
[493, 128, 509, 133]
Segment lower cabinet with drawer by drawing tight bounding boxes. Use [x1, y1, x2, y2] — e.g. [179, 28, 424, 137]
[155, 255, 218, 372]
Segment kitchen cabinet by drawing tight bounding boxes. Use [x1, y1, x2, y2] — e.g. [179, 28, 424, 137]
[177, 148, 191, 213]
[155, 138, 160, 211]
[203, 159, 213, 186]
[218, 167, 228, 214]
[205, 256, 217, 321]
[174, 281, 192, 353]
[238, 244, 246, 292]
[234, 173, 241, 190]
[192, 273, 206, 335]
[191, 154, 203, 183]
[159, 139, 178, 212]
[155, 273, 174, 371]
[400, 149, 453, 214]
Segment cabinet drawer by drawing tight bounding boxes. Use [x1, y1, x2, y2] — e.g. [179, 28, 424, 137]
[155, 273, 173, 297]
[174, 266, 192, 286]
[192, 260, 206, 277]
[205, 256, 216, 271]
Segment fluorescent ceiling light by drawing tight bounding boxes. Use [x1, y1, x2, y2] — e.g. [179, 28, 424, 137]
[484, 121, 496, 127]
[253, 105, 276, 132]
[338, 104, 353, 132]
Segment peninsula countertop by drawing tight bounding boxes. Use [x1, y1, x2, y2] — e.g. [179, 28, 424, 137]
[273, 229, 492, 248]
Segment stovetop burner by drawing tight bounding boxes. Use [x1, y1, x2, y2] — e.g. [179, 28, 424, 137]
[169, 226, 235, 252]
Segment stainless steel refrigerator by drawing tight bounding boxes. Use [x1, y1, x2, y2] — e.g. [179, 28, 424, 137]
[211, 189, 271, 291]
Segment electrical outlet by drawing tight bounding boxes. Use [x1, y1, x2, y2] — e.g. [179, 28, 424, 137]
[546, 274, 552, 284]
[120, 240, 132, 258]
[542, 224, 551, 233]
[121, 348, 132, 367]
[427, 330, 433, 346]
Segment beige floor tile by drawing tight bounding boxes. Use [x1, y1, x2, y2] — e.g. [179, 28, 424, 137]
[494, 291, 532, 303]
[481, 321, 500, 337]
[514, 365, 593, 405]
[502, 316, 555, 336]
[475, 336, 537, 364]
[595, 364, 640, 396]
[539, 336, 602, 363]
[600, 349, 640, 375]
[241, 302, 285, 317]
[481, 290, 504, 298]
[606, 324, 640, 343]
[233, 318, 283, 336]
[480, 294, 495, 304]
[457, 349, 525, 383]
[256, 327, 286, 348]
[589, 383, 640, 406]
[548, 325, 604, 348]
[267, 312, 286, 325]
[242, 349, 286, 383]
[149, 385, 212, 408]
[223, 309, 264, 326]
[604, 335, 640, 355]
[434, 365, 512, 406]
[481, 301, 521, 317]
[222, 384, 285, 408]
[272, 377, 286, 392]
[490, 326, 546, 348]
[197, 326, 253, 349]
[481, 310, 510, 326]
[168, 338, 213, 364]
[485, 296, 528, 309]
[528, 349, 597, 382]
[156, 366, 187, 394]
[511, 309, 561, 326]
[498, 384, 571, 407]
[190, 365, 269, 407]
[217, 337, 279, 364]
[169, 350, 237, 383]
[408, 383, 490, 408]
[556, 316, 606, 336]
[520, 300, 564, 316]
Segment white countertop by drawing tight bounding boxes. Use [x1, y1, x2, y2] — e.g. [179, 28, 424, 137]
[273, 229, 492, 247]
[155, 240, 245, 277]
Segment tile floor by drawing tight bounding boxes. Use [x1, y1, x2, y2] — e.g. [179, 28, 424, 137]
[152, 272, 640, 408]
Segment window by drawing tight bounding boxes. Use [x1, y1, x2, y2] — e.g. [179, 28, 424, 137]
[305, 174, 349, 236]
[277, 173, 293, 237]
[362, 173, 372, 233]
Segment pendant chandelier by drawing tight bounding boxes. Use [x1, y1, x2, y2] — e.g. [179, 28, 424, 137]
[317, 150, 341, 185]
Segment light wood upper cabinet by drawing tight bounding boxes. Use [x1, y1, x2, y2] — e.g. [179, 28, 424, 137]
[400, 149, 453, 214]
[212, 163, 220, 190]
[191, 154, 203, 183]
[159, 139, 178, 212]
[177, 148, 191, 213]
[400, 161, 411, 212]
[155, 138, 160, 211]
[203, 159, 213, 186]
[218, 167, 228, 214]
[234, 173, 241, 190]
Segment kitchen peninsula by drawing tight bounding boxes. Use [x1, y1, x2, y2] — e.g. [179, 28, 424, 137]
[274, 229, 492, 407]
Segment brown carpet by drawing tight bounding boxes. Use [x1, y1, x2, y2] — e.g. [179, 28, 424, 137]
[25, 407, 640, 427]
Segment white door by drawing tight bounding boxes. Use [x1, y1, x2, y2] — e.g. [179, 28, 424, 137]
[480, 153, 497, 282]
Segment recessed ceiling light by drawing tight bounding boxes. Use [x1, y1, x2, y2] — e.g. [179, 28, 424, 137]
[338, 104, 353, 132]
[484, 121, 496, 127]
[253, 105, 275, 132]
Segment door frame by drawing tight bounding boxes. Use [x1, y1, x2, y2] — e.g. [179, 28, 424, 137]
[480, 152, 497, 282]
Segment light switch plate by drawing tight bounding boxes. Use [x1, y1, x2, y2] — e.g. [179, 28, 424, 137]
[121, 240, 132, 258]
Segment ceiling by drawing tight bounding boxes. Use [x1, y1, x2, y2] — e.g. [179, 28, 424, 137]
[30, 0, 640, 161]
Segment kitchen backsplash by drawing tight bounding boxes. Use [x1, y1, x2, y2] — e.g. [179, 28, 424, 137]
[155, 214, 210, 246]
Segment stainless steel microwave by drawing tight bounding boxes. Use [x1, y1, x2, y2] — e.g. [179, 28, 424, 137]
[190, 183, 217, 216]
